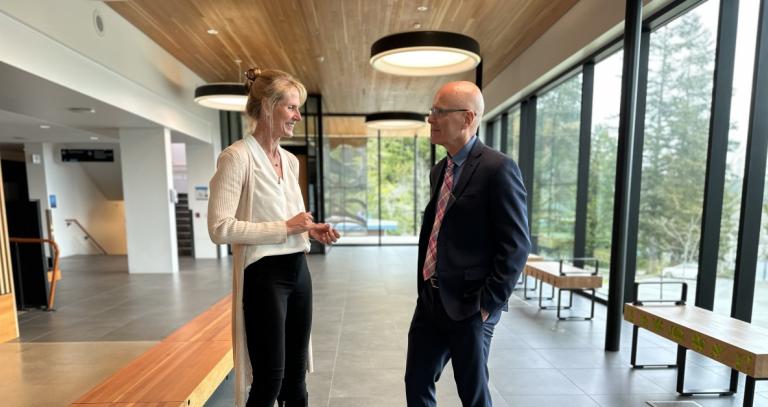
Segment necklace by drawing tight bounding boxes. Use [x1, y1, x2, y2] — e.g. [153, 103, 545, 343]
[269, 151, 280, 167]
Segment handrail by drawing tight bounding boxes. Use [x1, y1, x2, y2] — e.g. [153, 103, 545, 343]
[8, 237, 61, 311]
[64, 219, 108, 255]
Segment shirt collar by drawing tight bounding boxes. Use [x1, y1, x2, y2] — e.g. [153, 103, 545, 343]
[448, 135, 477, 168]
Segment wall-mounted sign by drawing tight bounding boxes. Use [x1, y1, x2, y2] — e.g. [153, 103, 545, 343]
[195, 186, 209, 201]
[49, 194, 57, 209]
[61, 149, 114, 162]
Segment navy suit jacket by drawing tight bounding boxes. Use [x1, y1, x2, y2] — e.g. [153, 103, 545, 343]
[417, 140, 530, 321]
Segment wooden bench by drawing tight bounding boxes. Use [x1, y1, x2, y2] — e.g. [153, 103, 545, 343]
[522, 259, 602, 320]
[71, 294, 233, 407]
[625, 299, 768, 406]
[515, 253, 544, 293]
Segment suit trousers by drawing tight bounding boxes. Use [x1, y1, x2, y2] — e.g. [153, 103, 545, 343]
[405, 283, 501, 407]
[242, 252, 312, 407]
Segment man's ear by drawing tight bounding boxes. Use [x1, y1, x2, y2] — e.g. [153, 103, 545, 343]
[463, 111, 476, 130]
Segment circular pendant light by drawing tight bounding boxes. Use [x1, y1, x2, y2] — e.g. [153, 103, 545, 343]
[370, 31, 480, 76]
[194, 82, 247, 111]
[365, 112, 426, 130]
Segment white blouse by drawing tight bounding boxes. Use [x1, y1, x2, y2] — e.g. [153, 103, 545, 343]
[243, 135, 310, 267]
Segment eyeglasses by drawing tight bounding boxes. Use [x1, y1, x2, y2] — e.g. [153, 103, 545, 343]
[428, 107, 471, 117]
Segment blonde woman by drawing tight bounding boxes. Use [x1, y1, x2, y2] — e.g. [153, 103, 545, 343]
[208, 68, 339, 407]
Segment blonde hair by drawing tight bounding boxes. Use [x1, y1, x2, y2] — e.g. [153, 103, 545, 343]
[243, 68, 308, 135]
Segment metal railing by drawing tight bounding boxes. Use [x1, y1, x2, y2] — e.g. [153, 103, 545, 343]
[8, 237, 61, 311]
[65, 219, 108, 255]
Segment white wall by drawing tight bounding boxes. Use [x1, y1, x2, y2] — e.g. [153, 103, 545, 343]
[0, 0, 217, 143]
[24, 142, 127, 256]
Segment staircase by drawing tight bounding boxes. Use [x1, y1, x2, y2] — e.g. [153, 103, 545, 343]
[175, 193, 195, 257]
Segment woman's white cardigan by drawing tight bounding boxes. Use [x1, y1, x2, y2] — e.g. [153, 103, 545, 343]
[207, 139, 312, 407]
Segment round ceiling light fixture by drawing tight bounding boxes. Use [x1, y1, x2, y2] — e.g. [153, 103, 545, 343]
[370, 31, 480, 76]
[194, 82, 247, 111]
[364, 111, 426, 130]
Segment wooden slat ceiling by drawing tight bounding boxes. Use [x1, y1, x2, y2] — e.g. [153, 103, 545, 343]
[322, 116, 430, 138]
[108, 0, 578, 114]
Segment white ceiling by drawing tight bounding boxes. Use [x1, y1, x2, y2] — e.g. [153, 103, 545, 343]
[0, 61, 201, 146]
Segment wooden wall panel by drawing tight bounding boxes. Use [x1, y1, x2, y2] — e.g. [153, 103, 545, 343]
[0, 162, 19, 343]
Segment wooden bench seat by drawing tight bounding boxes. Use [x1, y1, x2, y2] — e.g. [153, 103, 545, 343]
[71, 295, 233, 407]
[625, 303, 768, 406]
[522, 260, 602, 320]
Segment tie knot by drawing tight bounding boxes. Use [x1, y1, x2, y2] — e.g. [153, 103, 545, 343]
[446, 159, 455, 170]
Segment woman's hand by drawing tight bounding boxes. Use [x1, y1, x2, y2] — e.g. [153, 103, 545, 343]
[308, 223, 340, 245]
[286, 211, 315, 235]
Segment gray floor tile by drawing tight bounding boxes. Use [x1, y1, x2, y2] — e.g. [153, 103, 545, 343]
[499, 395, 600, 407]
[561, 367, 670, 395]
[492, 368, 586, 396]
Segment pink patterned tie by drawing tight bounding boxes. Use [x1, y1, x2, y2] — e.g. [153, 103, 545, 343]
[422, 159, 455, 281]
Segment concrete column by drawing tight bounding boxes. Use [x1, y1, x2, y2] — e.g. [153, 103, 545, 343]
[119, 128, 178, 273]
[185, 142, 218, 258]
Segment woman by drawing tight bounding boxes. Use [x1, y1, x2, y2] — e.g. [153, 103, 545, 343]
[208, 68, 339, 407]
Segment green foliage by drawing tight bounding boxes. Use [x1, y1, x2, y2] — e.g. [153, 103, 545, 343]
[637, 10, 719, 275]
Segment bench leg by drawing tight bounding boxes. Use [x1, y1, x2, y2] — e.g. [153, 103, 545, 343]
[677, 345, 736, 397]
[630, 325, 676, 369]
[744, 377, 768, 407]
[523, 274, 539, 300]
[517, 274, 538, 294]
[743, 376, 761, 407]
[555, 289, 593, 321]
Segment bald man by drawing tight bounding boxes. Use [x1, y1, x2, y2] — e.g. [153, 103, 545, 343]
[404, 82, 530, 407]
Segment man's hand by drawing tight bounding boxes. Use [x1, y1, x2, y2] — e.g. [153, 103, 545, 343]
[481, 308, 489, 322]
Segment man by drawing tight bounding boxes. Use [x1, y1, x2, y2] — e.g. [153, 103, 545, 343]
[404, 81, 530, 407]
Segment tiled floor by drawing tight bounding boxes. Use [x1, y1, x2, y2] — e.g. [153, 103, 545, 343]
[2, 247, 767, 406]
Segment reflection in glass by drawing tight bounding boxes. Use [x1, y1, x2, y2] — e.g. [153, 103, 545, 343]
[532, 74, 582, 258]
[636, 0, 718, 304]
[506, 106, 521, 161]
[589, 50, 622, 298]
[322, 117, 431, 245]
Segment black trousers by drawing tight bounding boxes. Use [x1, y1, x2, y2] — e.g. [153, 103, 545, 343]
[242, 252, 312, 407]
[405, 284, 501, 407]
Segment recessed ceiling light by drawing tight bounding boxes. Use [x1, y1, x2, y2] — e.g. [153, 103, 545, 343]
[207, 28, 219, 35]
[90, 136, 99, 140]
[68, 107, 96, 114]
[417, 5, 428, 12]
[413, 22, 422, 29]
[40, 124, 51, 129]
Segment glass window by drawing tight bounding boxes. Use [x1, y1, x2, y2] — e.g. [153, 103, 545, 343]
[484, 119, 500, 149]
[322, 116, 430, 245]
[506, 106, 521, 161]
[531, 74, 582, 258]
[636, 0, 718, 303]
[324, 131, 379, 244]
[588, 50, 623, 298]
[379, 134, 424, 244]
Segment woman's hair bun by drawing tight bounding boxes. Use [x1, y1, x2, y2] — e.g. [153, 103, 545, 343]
[244, 67, 262, 90]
